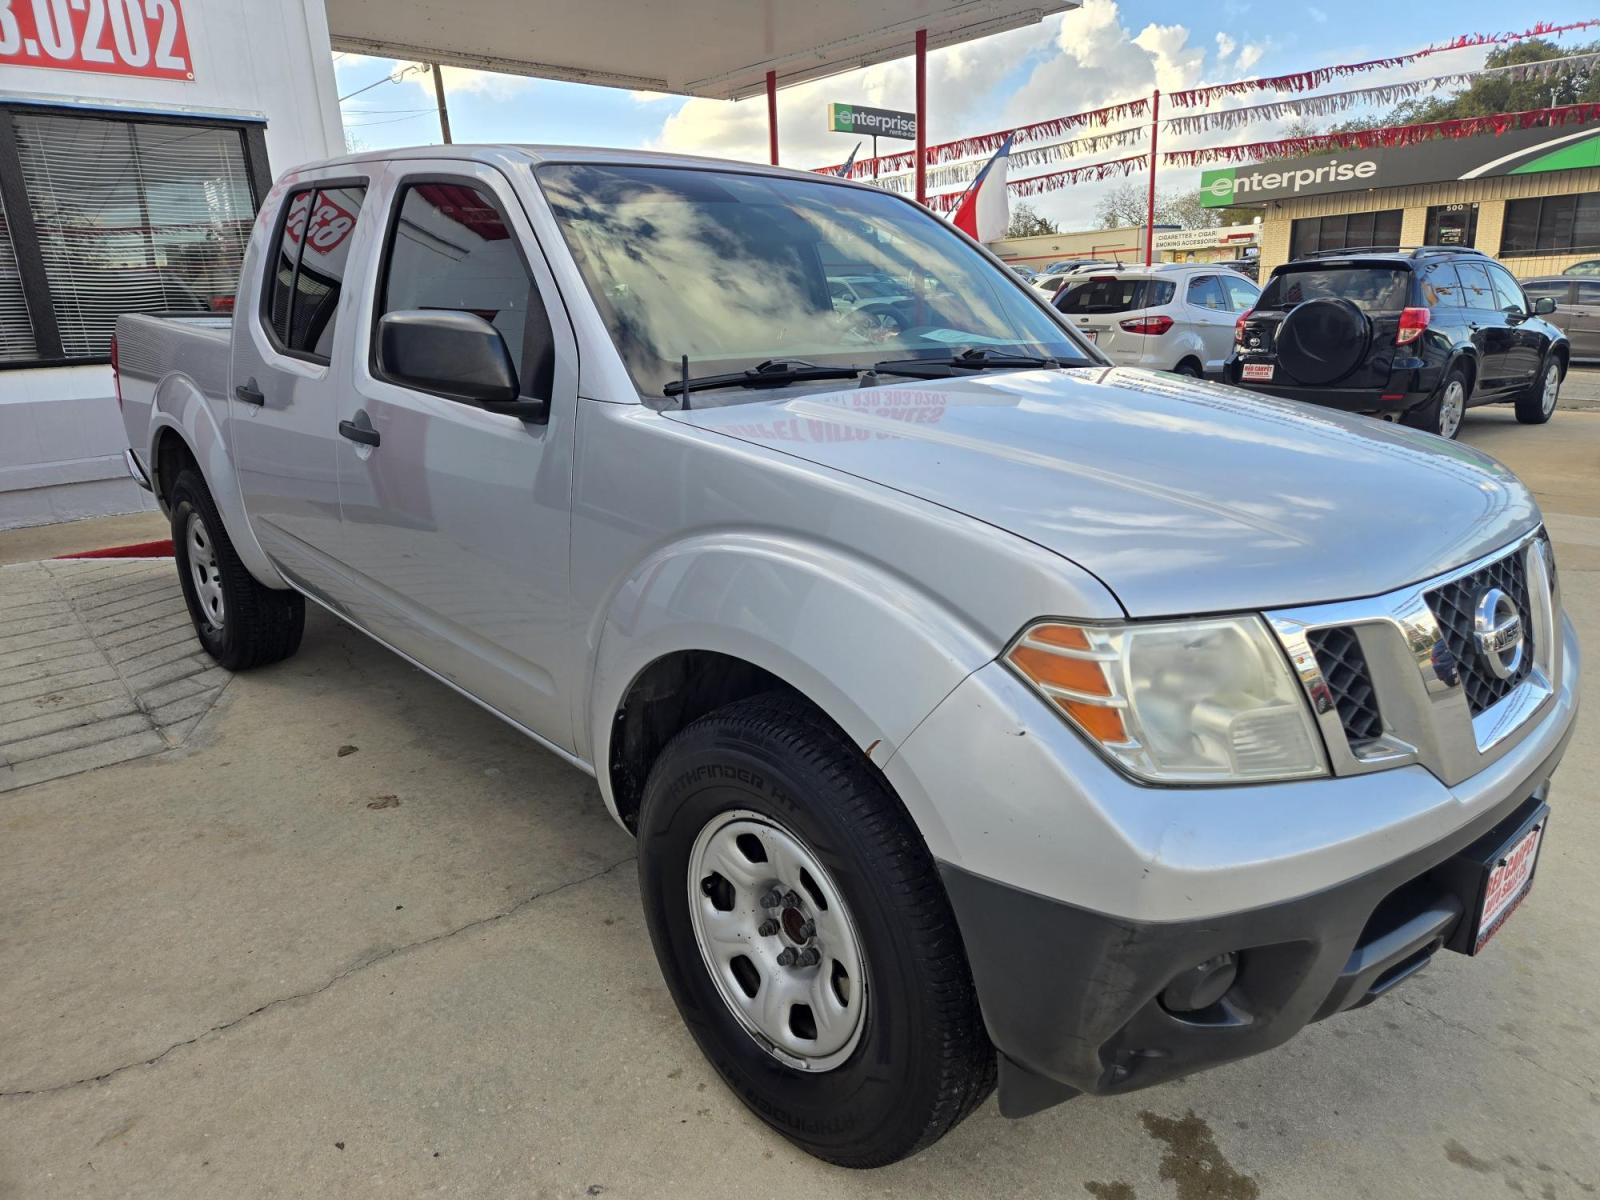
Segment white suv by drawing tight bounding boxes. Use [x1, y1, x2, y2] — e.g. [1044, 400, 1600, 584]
[1054, 264, 1259, 377]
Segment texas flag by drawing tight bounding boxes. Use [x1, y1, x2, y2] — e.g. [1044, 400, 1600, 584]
[951, 133, 1013, 242]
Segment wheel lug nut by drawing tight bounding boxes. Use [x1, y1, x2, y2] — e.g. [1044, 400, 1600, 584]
[782, 890, 801, 908]
[759, 889, 783, 909]
[776, 947, 799, 967]
[795, 947, 821, 968]
[757, 918, 779, 937]
[798, 920, 816, 940]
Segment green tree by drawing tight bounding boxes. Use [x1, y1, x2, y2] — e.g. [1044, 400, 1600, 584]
[1387, 39, 1600, 124]
[1095, 181, 1225, 230]
[1006, 202, 1059, 237]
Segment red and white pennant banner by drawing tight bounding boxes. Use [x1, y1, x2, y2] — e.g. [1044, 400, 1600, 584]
[1162, 102, 1600, 166]
[923, 154, 1148, 213]
[817, 96, 1149, 180]
[1168, 19, 1600, 108]
[1164, 52, 1600, 135]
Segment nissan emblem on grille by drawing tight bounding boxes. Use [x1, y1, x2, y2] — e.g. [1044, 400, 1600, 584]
[1474, 588, 1525, 681]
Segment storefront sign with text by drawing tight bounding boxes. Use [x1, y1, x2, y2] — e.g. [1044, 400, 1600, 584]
[0, 0, 194, 82]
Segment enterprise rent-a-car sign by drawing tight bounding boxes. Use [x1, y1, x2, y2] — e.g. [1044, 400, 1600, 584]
[1201, 125, 1600, 207]
[827, 103, 917, 140]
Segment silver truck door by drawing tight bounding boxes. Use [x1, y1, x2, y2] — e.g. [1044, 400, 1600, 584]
[333, 161, 579, 750]
[231, 170, 377, 600]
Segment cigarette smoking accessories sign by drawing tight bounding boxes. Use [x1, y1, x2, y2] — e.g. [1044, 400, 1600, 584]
[0, 0, 194, 82]
[828, 102, 917, 141]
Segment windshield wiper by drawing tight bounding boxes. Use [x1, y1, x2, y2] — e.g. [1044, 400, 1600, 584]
[663, 358, 860, 400]
[870, 348, 1071, 377]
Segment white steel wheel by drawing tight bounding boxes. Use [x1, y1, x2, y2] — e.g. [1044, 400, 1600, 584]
[687, 809, 867, 1072]
[185, 509, 226, 633]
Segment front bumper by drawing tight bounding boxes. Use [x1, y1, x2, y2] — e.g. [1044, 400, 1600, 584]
[887, 615, 1578, 1117]
[943, 774, 1561, 1115]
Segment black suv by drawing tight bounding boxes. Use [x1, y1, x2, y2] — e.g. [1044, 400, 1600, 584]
[1226, 247, 1569, 438]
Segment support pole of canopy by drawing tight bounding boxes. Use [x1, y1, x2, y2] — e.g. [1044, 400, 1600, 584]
[914, 28, 927, 204]
[766, 70, 779, 165]
[1145, 88, 1160, 266]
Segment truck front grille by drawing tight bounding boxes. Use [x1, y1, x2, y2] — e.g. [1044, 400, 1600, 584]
[1424, 552, 1534, 716]
[1305, 626, 1383, 745]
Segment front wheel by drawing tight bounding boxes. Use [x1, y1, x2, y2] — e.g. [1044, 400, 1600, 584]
[1401, 367, 1469, 439]
[636, 693, 994, 1167]
[1514, 357, 1561, 425]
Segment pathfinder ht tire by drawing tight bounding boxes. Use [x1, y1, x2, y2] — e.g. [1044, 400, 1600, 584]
[1401, 366, 1470, 440]
[1514, 356, 1561, 425]
[636, 692, 994, 1168]
[170, 468, 304, 671]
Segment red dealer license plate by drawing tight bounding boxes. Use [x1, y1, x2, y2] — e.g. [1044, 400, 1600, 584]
[1473, 816, 1546, 953]
[1241, 363, 1274, 381]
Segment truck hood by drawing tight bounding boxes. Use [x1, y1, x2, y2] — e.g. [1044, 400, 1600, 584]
[669, 366, 1539, 617]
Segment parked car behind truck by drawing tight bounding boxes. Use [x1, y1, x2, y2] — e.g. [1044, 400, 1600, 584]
[1228, 247, 1569, 438]
[116, 147, 1579, 1167]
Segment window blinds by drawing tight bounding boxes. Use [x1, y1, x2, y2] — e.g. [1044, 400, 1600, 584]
[0, 191, 37, 363]
[13, 113, 254, 357]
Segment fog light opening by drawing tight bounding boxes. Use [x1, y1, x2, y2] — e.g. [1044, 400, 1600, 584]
[1159, 952, 1239, 1015]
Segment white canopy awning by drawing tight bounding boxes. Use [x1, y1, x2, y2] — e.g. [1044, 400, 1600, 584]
[325, 0, 1074, 100]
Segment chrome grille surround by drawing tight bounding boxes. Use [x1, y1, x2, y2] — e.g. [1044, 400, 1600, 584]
[1268, 530, 1561, 788]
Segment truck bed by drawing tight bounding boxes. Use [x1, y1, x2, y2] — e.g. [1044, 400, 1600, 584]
[115, 312, 235, 482]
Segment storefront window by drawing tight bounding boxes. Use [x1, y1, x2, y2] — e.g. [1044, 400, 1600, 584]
[1288, 210, 1403, 259]
[1501, 192, 1600, 258]
[0, 106, 264, 365]
[0, 193, 37, 364]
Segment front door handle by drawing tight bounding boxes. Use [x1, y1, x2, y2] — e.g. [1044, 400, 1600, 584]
[338, 418, 380, 447]
[234, 379, 265, 406]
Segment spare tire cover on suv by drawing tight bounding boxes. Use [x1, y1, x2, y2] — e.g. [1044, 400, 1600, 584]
[1275, 297, 1370, 385]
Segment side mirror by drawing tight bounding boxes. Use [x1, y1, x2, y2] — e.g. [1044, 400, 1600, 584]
[1533, 295, 1557, 316]
[377, 310, 547, 421]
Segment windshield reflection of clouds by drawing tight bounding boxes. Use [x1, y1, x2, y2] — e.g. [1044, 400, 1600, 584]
[536, 164, 1080, 396]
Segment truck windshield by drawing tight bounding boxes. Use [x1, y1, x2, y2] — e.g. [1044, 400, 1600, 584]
[536, 163, 1090, 398]
[1258, 266, 1411, 313]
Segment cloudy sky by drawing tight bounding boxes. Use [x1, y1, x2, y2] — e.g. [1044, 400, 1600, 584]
[333, 0, 1597, 230]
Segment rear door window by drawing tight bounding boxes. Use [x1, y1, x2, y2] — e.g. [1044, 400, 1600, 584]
[1453, 261, 1500, 311]
[1055, 277, 1174, 314]
[1258, 266, 1411, 313]
[262, 184, 369, 361]
[1577, 281, 1600, 305]
[1187, 275, 1228, 310]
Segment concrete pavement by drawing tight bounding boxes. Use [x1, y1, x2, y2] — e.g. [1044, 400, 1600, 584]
[0, 413, 1597, 1199]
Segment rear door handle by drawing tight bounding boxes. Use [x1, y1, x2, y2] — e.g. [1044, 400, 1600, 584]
[234, 379, 265, 406]
[338, 418, 380, 447]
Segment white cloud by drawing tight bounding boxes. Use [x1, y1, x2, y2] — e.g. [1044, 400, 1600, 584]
[1235, 42, 1266, 72]
[1216, 32, 1238, 60]
[1306, 5, 1328, 22]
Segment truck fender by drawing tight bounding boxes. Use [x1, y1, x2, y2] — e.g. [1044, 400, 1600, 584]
[148, 376, 286, 589]
[585, 531, 998, 847]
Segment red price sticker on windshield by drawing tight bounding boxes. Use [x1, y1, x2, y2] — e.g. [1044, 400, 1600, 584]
[1, 0, 194, 81]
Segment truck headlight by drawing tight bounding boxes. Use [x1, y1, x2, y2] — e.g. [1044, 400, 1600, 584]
[1003, 617, 1328, 784]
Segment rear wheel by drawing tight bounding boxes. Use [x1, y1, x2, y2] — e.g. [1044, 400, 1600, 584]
[170, 468, 304, 670]
[1402, 367, 1469, 439]
[1172, 359, 1203, 378]
[1514, 357, 1561, 425]
[636, 692, 994, 1167]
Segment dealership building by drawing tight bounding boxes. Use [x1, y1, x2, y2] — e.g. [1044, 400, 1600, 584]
[1204, 125, 1600, 279]
[0, 0, 343, 528]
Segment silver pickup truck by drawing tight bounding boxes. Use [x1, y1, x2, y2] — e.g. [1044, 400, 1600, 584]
[116, 146, 1579, 1168]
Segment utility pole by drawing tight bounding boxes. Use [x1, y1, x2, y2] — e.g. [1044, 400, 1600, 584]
[431, 63, 452, 144]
